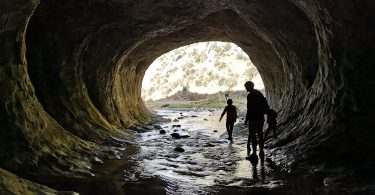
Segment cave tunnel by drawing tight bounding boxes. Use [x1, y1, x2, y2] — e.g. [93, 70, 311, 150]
[1, 0, 375, 194]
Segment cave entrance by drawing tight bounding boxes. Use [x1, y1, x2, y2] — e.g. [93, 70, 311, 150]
[136, 41, 271, 191]
[141, 41, 264, 111]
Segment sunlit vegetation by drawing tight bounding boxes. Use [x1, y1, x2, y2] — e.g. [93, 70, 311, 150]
[161, 99, 247, 109]
[142, 42, 262, 101]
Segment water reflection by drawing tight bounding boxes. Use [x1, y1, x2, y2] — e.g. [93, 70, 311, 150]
[124, 109, 286, 194]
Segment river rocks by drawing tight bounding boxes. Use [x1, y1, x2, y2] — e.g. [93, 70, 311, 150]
[204, 142, 216, 147]
[171, 132, 190, 139]
[213, 130, 218, 133]
[159, 130, 166, 134]
[154, 125, 162, 130]
[172, 125, 181, 128]
[174, 147, 185, 152]
[171, 133, 181, 139]
[173, 119, 179, 122]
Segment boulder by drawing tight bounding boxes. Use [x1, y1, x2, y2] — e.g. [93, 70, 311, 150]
[170, 133, 181, 139]
[174, 147, 185, 152]
[159, 130, 166, 134]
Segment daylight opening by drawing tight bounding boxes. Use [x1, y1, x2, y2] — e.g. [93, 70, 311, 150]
[142, 41, 264, 109]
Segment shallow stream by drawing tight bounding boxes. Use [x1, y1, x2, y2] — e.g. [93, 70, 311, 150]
[43, 109, 333, 195]
[122, 109, 288, 194]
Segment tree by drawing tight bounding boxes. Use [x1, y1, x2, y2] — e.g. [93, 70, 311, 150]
[223, 42, 232, 52]
[182, 84, 189, 92]
[244, 67, 258, 80]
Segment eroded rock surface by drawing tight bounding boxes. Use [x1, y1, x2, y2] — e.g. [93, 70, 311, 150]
[1, 0, 375, 193]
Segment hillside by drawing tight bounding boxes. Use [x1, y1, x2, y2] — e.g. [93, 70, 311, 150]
[141, 42, 263, 101]
[144, 90, 266, 110]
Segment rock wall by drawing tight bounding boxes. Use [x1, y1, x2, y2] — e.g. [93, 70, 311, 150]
[0, 0, 124, 193]
[1, 0, 375, 193]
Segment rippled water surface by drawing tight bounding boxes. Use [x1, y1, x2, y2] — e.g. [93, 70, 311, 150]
[123, 109, 287, 194]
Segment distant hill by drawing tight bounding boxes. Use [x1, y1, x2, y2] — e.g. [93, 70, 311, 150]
[144, 90, 265, 110]
[141, 42, 263, 101]
[158, 90, 250, 102]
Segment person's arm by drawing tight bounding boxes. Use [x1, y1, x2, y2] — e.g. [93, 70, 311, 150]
[245, 93, 251, 125]
[219, 107, 227, 122]
[244, 111, 248, 125]
[261, 93, 269, 110]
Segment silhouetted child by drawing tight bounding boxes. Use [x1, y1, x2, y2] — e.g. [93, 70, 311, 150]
[264, 108, 277, 139]
[219, 99, 237, 142]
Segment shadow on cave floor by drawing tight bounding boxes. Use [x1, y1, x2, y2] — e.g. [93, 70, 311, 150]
[39, 109, 347, 195]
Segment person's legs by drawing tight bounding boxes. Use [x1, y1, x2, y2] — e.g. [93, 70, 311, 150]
[256, 120, 265, 154]
[228, 120, 234, 141]
[225, 120, 231, 140]
[251, 131, 257, 154]
[249, 121, 257, 154]
[247, 124, 252, 156]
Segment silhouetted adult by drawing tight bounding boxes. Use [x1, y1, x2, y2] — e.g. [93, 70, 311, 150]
[244, 81, 269, 158]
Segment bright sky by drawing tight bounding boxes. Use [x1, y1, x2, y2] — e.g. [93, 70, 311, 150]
[142, 41, 264, 101]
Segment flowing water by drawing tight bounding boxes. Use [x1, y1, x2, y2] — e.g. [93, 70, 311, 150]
[122, 109, 288, 194]
[37, 109, 349, 194]
[33, 109, 348, 195]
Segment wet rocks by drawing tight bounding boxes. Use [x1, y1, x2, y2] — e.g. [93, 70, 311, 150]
[172, 124, 181, 128]
[174, 146, 185, 152]
[154, 125, 162, 130]
[91, 157, 103, 165]
[171, 133, 181, 139]
[170, 131, 190, 139]
[213, 130, 218, 132]
[204, 142, 216, 147]
[159, 129, 166, 134]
